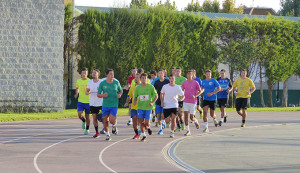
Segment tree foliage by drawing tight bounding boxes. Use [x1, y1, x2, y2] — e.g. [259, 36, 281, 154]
[185, 0, 220, 13]
[130, 0, 149, 9]
[279, 0, 300, 17]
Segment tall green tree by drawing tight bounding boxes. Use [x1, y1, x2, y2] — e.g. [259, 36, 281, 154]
[130, 0, 149, 9]
[185, 0, 201, 12]
[279, 0, 300, 16]
[222, 0, 243, 14]
[157, 0, 177, 10]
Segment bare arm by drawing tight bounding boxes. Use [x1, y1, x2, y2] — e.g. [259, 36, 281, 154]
[74, 88, 79, 98]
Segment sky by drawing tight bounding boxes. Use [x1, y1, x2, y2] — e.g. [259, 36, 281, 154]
[74, 0, 282, 12]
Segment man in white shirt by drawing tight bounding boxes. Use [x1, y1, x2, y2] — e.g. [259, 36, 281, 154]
[86, 69, 104, 138]
[160, 75, 185, 138]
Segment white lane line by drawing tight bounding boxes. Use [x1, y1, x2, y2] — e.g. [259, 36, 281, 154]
[99, 137, 131, 173]
[33, 135, 84, 173]
[0, 128, 79, 144]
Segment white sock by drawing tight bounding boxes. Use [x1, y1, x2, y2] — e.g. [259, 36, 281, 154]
[162, 120, 165, 124]
[186, 125, 190, 131]
[213, 118, 217, 122]
[205, 122, 208, 128]
[150, 113, 153, 119]
[225, 112, 227, 117]
[170, 130, 174, 133]
[142, 132, 146, 137]
[106, 131, 110, 136]
[160, 124, 163, 130]
[220, 118, 224, 122]
[194, 119, 198, 123]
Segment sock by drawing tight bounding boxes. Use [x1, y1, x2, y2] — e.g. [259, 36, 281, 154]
[242, 120, 246, 124]
[129, 116, 131, 121]
[95, 126, 98, 133]
[106, 131, 110, 136]
[177, 123, 181, 128]
[225, 112, 227, 117]
[205, 122, 208, 128]
[186, 125, 190, 131]
[142, 132, 146, 137]
[170, 130, 174, 133]
[220, 118, 224, 122]
[134, 129, 138, 135]
[82, 118, 86, 122]
[180, 120, 183, 124]
[214, 118, 217, 122]
[194, 119, 198, 123]
[200, 110, 202, 114]
[162, 120, 165, 124]
[86, 125, 89, 130]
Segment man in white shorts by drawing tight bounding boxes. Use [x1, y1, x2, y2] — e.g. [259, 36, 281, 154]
[161, 74, 185, 138]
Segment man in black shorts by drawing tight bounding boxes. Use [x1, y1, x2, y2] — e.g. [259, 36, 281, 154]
[160, 75, 185, 138]
[217, 69, 232, 126]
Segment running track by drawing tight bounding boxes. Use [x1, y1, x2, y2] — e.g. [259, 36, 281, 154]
[0, 111, 299, 173]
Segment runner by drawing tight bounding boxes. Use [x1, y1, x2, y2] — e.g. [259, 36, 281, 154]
[192, 70, 203, 120]
[161, 74, 185, 138]
[97, 69, 123, 141]
[150, 70, 157, 84]
[134, 73, 158, 142]
[217, 69, 232, 126]
[86, 69, 104, 138]
[124, 73, 141, 139]
[127, 67, 137, 126]
[154, 69, 169, 135]
[233, 69, 256, 127]
[181, 70, 202, 136]
[201, 70, 221, 133]
[75, 67, 90, 135]
[174, 67, 187, 132]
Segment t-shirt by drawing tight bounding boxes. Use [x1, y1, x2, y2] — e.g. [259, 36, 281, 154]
[175, 76, 187, 85]
[161, 84, 184, 108]
[98, 80, 122, 107]
[151, 77, 169, 85]
[217, 77, 232, 99]
[181, 80, 201, 104]
[87, 79, 104, 107]
[194, 77, 202, 87]
[202, 78, 220, 101]
[128, 83, 140, 110]
[154, 78, 169, 105]
[134, 84, 157, 110]
[128, 75, 135, 85]
[76, 78, 90, 103]
[233, 77, 255, 98]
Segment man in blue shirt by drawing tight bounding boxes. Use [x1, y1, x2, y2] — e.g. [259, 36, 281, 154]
[192, 70, 203, 119]
[217, 69, 232, 126]
[201, 70, 221, 133]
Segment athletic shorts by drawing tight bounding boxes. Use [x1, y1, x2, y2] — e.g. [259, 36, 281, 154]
[90, 106, 102, 114]
[217, 98, 228, 108]
[77, 102, 90, 114]
[102, 107, 118, 117]
[197, 97, 201, 106]
[236, 98, 248, 111]
[202, 100, 217, 110]
[131, 109, 138, 117]
[183, 102, 196, 114]
[137, 109, 152, 120]
[163, 108, 177, 119]
[155, 105, 164, 114]
[178, 101, 183, 108]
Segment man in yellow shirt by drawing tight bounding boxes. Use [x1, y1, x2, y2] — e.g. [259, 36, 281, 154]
[75, 67, 90, 134]
[233, 69, 256, 127]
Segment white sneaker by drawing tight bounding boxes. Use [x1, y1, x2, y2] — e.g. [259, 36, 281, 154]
[170, 132, 174, 138]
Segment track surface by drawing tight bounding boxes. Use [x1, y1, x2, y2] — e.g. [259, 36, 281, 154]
[0, 111, 299, 173]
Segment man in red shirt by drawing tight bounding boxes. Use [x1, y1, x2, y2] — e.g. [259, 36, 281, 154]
[127, 67, 137, 126]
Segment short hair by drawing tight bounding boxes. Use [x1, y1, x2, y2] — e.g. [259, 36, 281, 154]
[158, 69, 164, 72]
[135, 73, 140, 77]
[81, 67, 88, 72]
[205, 69, 211, 73]
[187, 70, 193, 74]
[220, 69, 226, 73]
[93, 69, 100, 74]
[169, 74, 175, 77]
[140, 73, 147, 78]
[150, 70, 157, 75]
[176, 67, 181, 70]
[137, 68, 144, 74]
[242, 69, 247, 72]
[105, 68, 113, 75]
[172, 67, 176, 69]
[132, 67, 137, 70]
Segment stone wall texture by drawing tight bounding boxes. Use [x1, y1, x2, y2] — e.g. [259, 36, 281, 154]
[0, 0, 64, 112]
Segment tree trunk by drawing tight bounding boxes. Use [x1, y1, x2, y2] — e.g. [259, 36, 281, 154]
[282, 79, 288, 107]
[267, 79, 273, 107]
[229, 66, 234, 108]
[259, 63, 265, 107]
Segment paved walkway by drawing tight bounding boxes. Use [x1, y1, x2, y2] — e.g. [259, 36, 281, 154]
[0, 111, 299, 173]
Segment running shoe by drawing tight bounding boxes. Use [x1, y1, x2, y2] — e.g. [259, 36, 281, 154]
[195, 122, 200, 129]
[214, 120, 218, 127]
[224, 116, 227, 123]
[147, 128, 152, 135]
[191, 120, 194, 124]
[174, 126, 180, 132]
[100, 128, 105, 134]
[162, 123, 166, 129]
[112, 126, 118, 135]
[138, 130, 142, 135]
[241, 123, 246, 127]
[158, 129, 163, 135]
[152, 116, 156, 123]
[127, 120, 132, 126]
[141, 136, 147, 142]
[132, 134, 140, 139]
[203, 127, 209, 133]
[106, 135, 111, 141]
[218, 121, 222, 126]
[200, 112, 203, 119]
[84, 129, 89, 135]
[181, 123, 185, 130]
[82, 121, 86, 130]
[93, 132, 100, 138]
[184, 131, 191, 136]
[170, 132, 174, 138]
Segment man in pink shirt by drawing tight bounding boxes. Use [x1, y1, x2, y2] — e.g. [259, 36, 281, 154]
[182, 70, 202, 136]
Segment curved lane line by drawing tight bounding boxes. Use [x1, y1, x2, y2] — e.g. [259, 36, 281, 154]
[33, 135, 84, 173]
[98, 137, 131, 173]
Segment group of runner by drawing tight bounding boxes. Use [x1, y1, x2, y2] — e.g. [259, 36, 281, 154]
[75, 67, 256, 142]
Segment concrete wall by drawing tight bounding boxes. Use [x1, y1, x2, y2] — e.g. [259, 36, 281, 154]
[0, 0, 64, 112]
